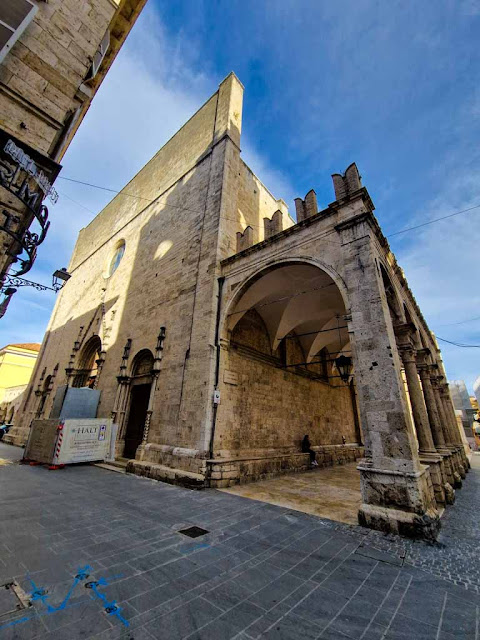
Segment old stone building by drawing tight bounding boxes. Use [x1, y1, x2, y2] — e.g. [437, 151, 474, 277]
[10, 74, 469, 539]
[0, 0, 147, 310]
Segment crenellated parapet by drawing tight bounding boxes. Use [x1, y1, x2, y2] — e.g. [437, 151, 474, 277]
[294, 190, 318, 222]
[236, 226, 254, 252]
[263, 209, 283, 239]
[331, 163, 362, 200]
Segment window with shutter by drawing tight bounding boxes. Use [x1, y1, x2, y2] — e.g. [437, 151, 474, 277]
[0, 0, 37, 64]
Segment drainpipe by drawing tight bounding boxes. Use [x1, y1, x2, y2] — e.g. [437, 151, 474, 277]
[206, 276, 225, 486]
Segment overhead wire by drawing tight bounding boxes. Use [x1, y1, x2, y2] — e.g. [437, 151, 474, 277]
[58, 175, 480, 239]
[436, 315, 480, 327]
[436, 336, 480, 348]
[56, 175, 479, 344]
[385, 203, 480, 238]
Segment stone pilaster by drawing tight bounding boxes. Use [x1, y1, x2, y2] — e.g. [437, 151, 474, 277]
[337, 211, 439, 540]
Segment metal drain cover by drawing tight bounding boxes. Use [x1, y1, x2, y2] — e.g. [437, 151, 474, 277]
[0, 581, 31, 618]
[178, 526, 209, 538]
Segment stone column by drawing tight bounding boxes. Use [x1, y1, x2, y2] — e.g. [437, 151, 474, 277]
[432, 376, 463, 486]
[337, 211, 439, 540]
[396, 334, 446, 505]
[417, 353, 456, 499]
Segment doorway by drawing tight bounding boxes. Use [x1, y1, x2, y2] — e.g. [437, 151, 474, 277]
[124, 383, 150, 459]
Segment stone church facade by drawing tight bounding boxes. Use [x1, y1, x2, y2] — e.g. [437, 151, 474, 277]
[10, 74, 469, 539]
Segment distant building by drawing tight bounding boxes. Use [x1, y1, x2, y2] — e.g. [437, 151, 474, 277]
[474, 377, 480, 413]
[0, 0, 147, 313]
[0, 342, 40, 423]
[450, 380, 476, 434]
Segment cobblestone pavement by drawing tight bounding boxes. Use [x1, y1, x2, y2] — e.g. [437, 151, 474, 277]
[0, 443, 479, 640]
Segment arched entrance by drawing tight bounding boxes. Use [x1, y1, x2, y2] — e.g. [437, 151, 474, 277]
[217, 261, 362, 472]
[124, 349, 154, 459]
[73, 336, 102, 388]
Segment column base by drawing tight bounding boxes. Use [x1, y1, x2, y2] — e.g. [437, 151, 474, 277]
[3, 426, 29, 447]
[358, 503, 440, 541]
[437, 448, 462, 488]
[419, 453, 445, 506]
[357, 462, 440, 540]
[443, 482, 455, 505]
[456, 446, 468, 475]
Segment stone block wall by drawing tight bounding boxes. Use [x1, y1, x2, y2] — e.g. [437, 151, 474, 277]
[0, 0, 147, 160]
[208, 445, 365, 488]
[11, 74, 246, 466]
[0, 0, 116, 155]
[214, 348, 358, 459]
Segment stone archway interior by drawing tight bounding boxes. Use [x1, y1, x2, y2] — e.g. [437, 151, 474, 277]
[217, 262, 360, 461]
[229, 263, 349, 364]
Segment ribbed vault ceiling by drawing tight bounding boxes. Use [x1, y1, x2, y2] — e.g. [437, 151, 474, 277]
[228, 264, 350, 363]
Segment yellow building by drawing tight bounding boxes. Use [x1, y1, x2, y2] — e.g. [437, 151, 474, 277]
[0, 342, 40, 422]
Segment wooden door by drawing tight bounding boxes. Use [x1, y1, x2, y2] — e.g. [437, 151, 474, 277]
[124, 383, 150, 459]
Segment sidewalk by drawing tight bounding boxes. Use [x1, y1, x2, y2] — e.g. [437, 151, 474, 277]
[0, 442, 478, 639]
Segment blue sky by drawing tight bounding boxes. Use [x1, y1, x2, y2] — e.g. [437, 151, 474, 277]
[2, 0, 480, 390]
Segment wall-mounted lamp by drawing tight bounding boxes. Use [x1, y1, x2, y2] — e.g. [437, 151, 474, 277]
[335, 354, 353, 384]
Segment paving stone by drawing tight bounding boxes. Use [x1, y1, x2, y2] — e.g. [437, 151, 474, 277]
[258, 612, 323, 639]
[203, 580, 251, 611]
[1, 445, 480, 639]
[384, 613, 438, 640]
[127, 581, 185, 613]
[142, 596, 222, 639]
[318, 564, 372, 598]
[248, 573, 304, 611]
[232, 563, 285, 592]
[293, 586, 350, 630]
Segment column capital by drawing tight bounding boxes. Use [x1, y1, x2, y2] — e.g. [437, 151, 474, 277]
[397, 344, 417, 365]
[394, 322, 417, 347]
[415, 349, 430, 368]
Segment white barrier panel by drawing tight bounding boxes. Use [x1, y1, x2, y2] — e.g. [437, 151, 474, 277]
[53, 419, 113, 465]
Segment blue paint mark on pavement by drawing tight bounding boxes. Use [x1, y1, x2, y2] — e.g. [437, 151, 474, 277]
[0, 564, 129, 631]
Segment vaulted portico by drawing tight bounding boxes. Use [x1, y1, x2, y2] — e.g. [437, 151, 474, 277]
[213, 259, 362, 474]
[210, 174, 448, 540]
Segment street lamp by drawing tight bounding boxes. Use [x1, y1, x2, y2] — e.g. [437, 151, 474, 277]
[52, 267, 71, 291]
[335, 354, 353, 384]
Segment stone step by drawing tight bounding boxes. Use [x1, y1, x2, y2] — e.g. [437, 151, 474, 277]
[94, 462, 126, 474]
[108, 458, 129, 469]
[127, 459, 205, 489]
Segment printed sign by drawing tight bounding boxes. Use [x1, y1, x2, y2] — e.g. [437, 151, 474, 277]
[54, 419, 113, 464]
[0, 128, 61, 212]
